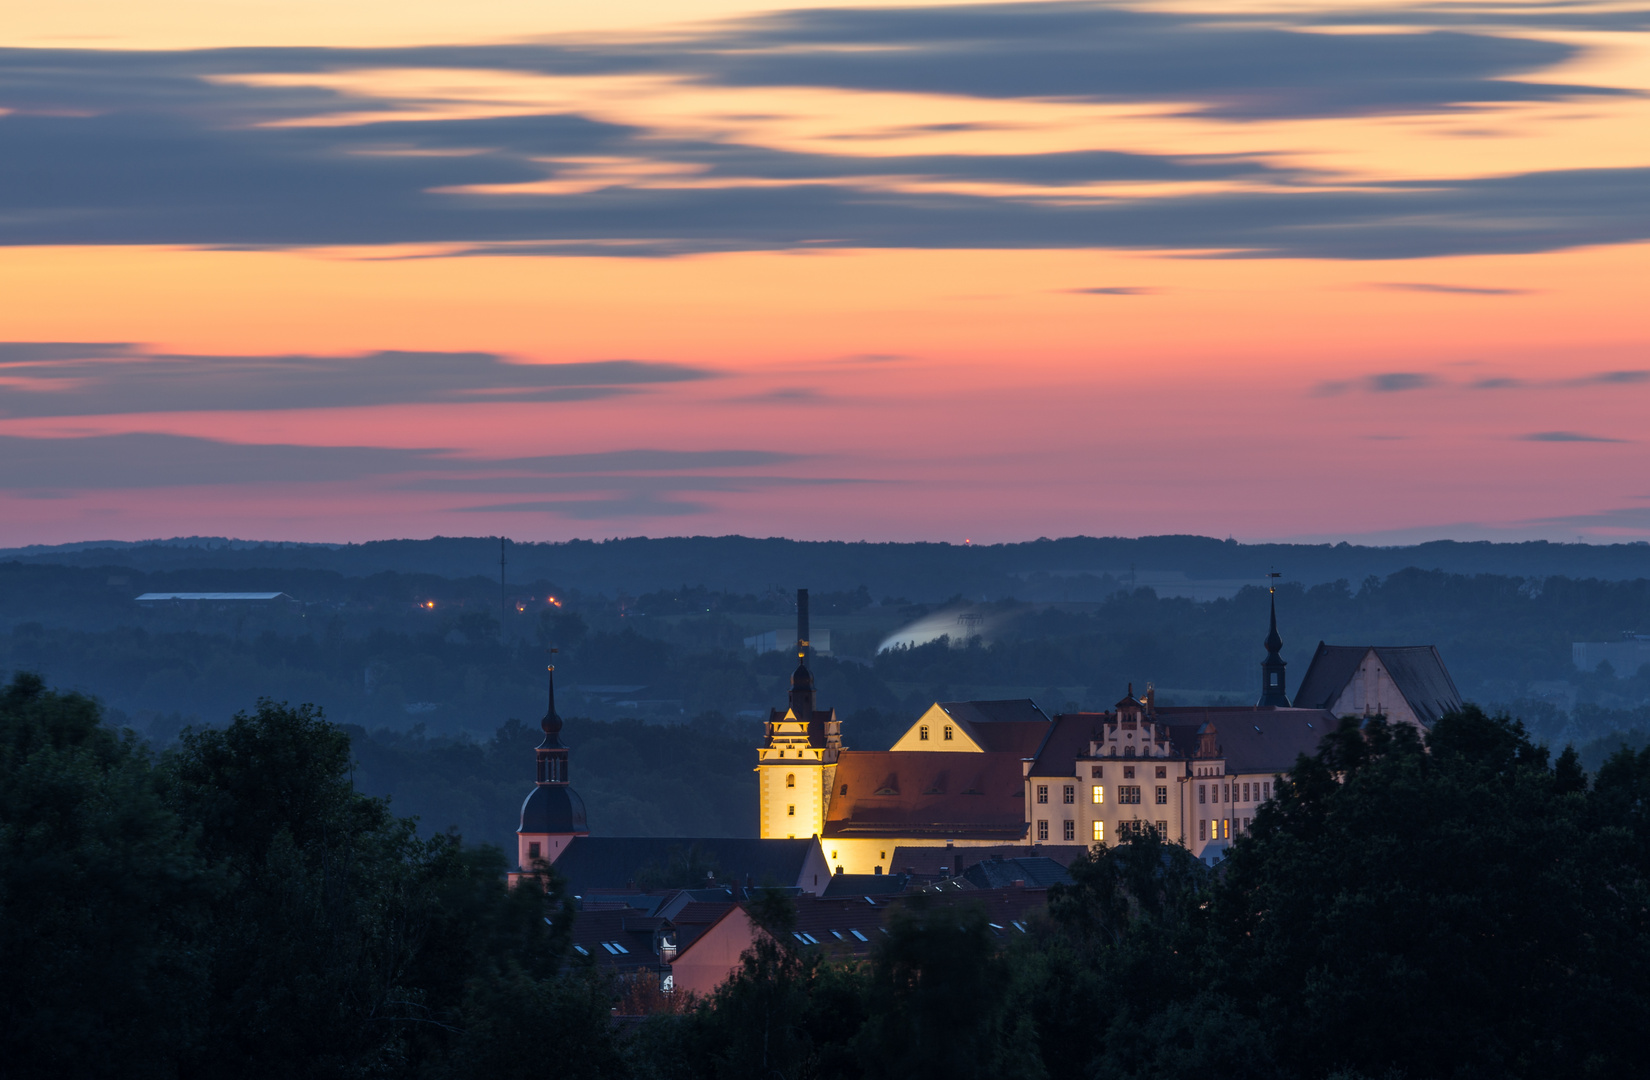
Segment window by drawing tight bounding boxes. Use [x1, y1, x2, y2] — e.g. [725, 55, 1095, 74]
[1092, 785, 1104, 804]
[1063, 785, 1075, 804]
[943, 725, 954, 741]
[850, 929, 868, 942]
[1262, 781, 1271, 800]
[786, 773, 795, 788]
[1037, 820, 1049, 841]
[1156, 765, 1167, 779]
[919, 725, 929, 741]
[1063, 820, 1075, 841]
[1091, 765, 1103, 778]
[1221, 818, 1230, 839]
[1199, 819, 1207, 841]
[1123, 766, 1135, 779]
[1037, 785, 1049, 804]
[1224, 784, 1231, 803]
[1157, 820, 1168, 836]
[880, 851, 886, 859]
[787, 805, 795, 816]
[1118, 785, 1142, 804]
[573, 944, 589, 956]
[1093, 820, 1105, 841]
[1198, 784, 1206, 805]
[1124, 746, 1136, 758]
[841, 784, 848, 795]
[1155, 785, 1168, 805]
[527, 842, 541, 860]
[831, 850, 837, 859]
[1270, 671, 1279, 686]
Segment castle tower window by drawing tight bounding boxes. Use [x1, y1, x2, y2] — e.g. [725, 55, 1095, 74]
[786, 773, 795, 788]
[787, 805, 795, 816]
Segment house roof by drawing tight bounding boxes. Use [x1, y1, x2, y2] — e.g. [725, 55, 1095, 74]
[1028, 712, 1106, 777]
[553, 837, 823, 896]
[765, 706, 838, 748]
[519, 783, 588, 835]
[822, 873, 912, 898]
[783, 886, 1050, 955]
[961, 856, 1074, 890]
[823, 750, 1028, 841]
[1156, 706, 1334, 774]
[890, 844, 1089, 879]
[1293, 643, 1464, 726]
[936, 700, 1053, 755]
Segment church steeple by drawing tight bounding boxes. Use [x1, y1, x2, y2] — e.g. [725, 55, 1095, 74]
[1259, 576, 1290, 707]
[517, 654, 588, 869]
[757, 588, 841, 843]
[535, 659, 569, 784]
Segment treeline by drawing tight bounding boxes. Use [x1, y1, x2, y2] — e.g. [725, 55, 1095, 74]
[0, 673, 620, 1080]
[9, 673, 1650, 1079]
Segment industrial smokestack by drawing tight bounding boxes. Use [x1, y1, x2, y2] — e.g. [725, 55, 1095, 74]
[796, 588, 810, 662]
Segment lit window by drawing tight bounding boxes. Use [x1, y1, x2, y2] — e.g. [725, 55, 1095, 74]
[787, 805, 795, 816]
[1063, 785, 1075, 804]
[1092, 820, 1104, 841]
[1221, 818, 1230, 839]
[1063, 820, 1075, 841]
[943, 725, 954, 741]
[1037, 785, 1049, 804]
[1092, 785, 1104, 804]
[919, 725, 929, 741]
[1156, 786, 1167, 805]
[1037, 820, 1049, 841]
[786, 773, 795, 788]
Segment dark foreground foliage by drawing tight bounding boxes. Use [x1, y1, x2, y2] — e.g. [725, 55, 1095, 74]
[5, 670, 1649, 1079]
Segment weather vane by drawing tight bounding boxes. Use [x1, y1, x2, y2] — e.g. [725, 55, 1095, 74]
[1267, 570, 1283, 595]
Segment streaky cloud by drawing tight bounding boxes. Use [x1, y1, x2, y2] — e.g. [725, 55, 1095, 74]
[1520, 431, 1628, 443]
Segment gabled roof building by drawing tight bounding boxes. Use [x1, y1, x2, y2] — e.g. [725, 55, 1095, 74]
[1293, 644, 1463, 728]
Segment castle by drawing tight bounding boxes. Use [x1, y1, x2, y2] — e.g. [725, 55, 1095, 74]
[517, 584, 1463, 880]
[753, 587, 1461, 872]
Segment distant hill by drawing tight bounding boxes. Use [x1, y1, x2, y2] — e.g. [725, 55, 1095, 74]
[5, 534, 1650, 599]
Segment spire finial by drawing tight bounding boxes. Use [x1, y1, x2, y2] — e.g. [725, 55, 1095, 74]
[541, 648, 562, 737]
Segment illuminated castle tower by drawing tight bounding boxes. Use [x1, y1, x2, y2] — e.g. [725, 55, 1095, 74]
[517, 659, 588, 868]
[756, 589, 842, 839]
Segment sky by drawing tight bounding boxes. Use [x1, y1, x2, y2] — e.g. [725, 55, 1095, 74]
[2, 0, 1649, 547]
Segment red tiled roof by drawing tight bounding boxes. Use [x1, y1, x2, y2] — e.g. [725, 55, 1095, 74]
[824, 750, 1028, 841]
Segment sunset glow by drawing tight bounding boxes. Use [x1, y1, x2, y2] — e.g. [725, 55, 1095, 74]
[4, 0, 1649, 544]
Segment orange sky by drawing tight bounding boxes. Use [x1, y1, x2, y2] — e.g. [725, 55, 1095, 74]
[2, 1, 1648, 545]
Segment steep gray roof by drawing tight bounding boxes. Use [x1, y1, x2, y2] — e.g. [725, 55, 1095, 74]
[939, 699, 1052, 727]
[1293, 643, 1463, 726]
[1159, 706, 1335, 775]
[961, 856, 1074, 890]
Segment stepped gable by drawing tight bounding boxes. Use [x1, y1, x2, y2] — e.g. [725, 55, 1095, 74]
[823, 750, 1028, 842]
[1293, 644, 1463, 726]
[935, 699, 1054, 755]
[552, 836, 829, 896]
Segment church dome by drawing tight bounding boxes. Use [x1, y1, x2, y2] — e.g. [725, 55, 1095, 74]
[519, 783, 588, 834]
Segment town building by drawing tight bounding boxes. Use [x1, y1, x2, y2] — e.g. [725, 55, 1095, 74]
[515, 660, 589, 873]
[1292, 643, 1463, 727]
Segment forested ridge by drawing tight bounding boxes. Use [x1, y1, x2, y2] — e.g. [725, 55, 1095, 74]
[6, 671, 1649, 1080]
